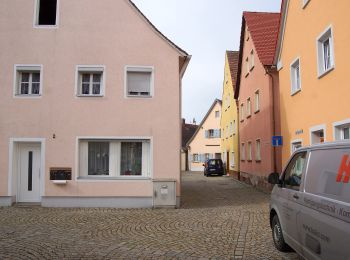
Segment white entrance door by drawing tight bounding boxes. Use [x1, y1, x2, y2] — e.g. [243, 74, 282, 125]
[18, 144, 41, 202]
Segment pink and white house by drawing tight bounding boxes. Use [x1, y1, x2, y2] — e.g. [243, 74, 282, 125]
[0, 0, 190, 207]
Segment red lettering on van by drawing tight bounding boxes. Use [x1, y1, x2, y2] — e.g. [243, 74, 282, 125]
[336, 155, 350, 183]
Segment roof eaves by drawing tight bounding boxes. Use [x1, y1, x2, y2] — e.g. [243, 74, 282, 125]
[128, 0, 189, 57]
[234, 15, 246, 100]
[274, 0, 289, 65]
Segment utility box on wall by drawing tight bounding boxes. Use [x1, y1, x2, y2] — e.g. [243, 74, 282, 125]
[153, 179, 176, 208]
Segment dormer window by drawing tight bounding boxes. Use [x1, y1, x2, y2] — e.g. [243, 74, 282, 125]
[35, 0, 58, 27]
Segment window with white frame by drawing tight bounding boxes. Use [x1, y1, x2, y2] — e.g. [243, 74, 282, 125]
[230, 122, 233, 135]
[205, 129, 220, 138]
[317, 26, 335, 77]
[254, 90, 260, 112]
[233, 120, 236, 134]
[240, 103, 244, 122]
[230, 152, 235, 168]
[290, 58, 301, 94]
[246, 57, 249, 75]
[215, 110, 220, 118]
[79, 139, 150, 177]
[76, 66, 105, 96]
[14, 65, 42, 96]
[247, 98, 251, 117]
[193, 154, 199, 162]
[333, 121, 350, 140]
[250, 50, 255, 70]
[126, 66, 153, 97]
[291, 141, 302, 154]
[256, 139, 261, 161]
[241, 143, 245, 161]
[247, 141, 252, 161]
[226, 125, 229, 138]
[227, 93, 230, 108]
[35, 0, 58, 26]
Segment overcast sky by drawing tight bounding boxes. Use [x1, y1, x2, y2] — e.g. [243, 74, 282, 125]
[133, 0, 281, 124]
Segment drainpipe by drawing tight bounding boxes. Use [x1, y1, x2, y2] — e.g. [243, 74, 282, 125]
[265, 66, 277, 174]
[236, 99, 241, 180]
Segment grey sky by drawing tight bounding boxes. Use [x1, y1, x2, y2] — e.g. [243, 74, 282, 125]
[132, 0, 281, 124]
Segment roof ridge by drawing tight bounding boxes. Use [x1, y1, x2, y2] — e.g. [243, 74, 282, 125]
[243, 11, 280, 15]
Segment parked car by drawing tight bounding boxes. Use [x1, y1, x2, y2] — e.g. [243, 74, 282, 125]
[268, 142, 350, 260]
[203, 159, 224, 176]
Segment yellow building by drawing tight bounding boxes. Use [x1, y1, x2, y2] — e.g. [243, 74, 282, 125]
[220, 51, 240, 177]
[275, 0, 350, 164]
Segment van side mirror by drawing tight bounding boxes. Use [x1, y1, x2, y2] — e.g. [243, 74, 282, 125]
[268, 172, 281, 185]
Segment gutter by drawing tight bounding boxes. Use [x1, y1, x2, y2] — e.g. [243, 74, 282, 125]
[180, 55, 192, 79]
[265, 65, 278, 174]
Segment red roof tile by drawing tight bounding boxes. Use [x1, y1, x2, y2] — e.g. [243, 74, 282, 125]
[226, 51, 239, 89]
[243, 12, 280, 65]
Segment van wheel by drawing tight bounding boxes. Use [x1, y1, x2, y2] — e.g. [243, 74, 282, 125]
[272, 215, 291, 252]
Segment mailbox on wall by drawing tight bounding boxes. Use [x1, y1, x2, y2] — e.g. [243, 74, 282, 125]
[50, 168, 72, 180]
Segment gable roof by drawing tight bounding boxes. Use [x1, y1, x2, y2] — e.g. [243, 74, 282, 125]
[128, 0, 189, 57]
[182, 123, 198, 149]
[186, 99, 222, 148]
[234, 11, 281, 99]
[244, 12, 280, 66]
[226, 51, 240, 92]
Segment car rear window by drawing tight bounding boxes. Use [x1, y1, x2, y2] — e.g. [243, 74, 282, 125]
[208, 160, 222, 166]
[305, 148, 350, 204]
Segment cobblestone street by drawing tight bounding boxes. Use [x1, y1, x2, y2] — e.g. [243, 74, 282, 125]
[0, 172, 298, 259]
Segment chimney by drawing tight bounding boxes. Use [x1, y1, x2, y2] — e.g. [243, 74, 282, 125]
[182, 118, 185, 124]
[193, 118, 196, 125]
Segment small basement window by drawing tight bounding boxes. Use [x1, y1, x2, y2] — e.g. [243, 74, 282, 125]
[126, 66, 154, 97]
[36, 0, 58, 26]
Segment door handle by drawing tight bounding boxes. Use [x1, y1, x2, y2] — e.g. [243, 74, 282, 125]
[293, 193, 299, 199]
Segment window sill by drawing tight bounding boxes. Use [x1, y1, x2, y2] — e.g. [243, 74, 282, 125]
[245, 72, 249, 78]
[241, 160, 245, 162]
[318, 66, 334, 79]
[250, 66, 255, 72]
[247, 160, 252, 162]
[291, 89, 301, 96]
[14, 94, 42, 98]
[246, 115, 251, 119]
[77, 176, 151, 181]
[125, 95, 153, 99]
[255, 159, 261, 162]
[76, 95, 104, 98]
[254, 109, 260, 114]
[34, 25, 58, 29]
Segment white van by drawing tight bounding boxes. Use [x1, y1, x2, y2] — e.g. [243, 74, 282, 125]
[268, 142, 350, 260]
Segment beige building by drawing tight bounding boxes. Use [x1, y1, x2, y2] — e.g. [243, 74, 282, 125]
[0, 0, 190, 207]
[187, 100, 222, 171]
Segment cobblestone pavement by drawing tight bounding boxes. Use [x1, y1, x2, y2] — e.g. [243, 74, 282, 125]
[0, 172, 299, 259]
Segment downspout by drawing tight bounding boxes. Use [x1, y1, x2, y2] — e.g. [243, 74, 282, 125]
[266, 66, 277, 174]
[236, 99, 241, 180]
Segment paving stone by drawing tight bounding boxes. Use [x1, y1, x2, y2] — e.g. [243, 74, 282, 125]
[0, 172, 298, 259]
